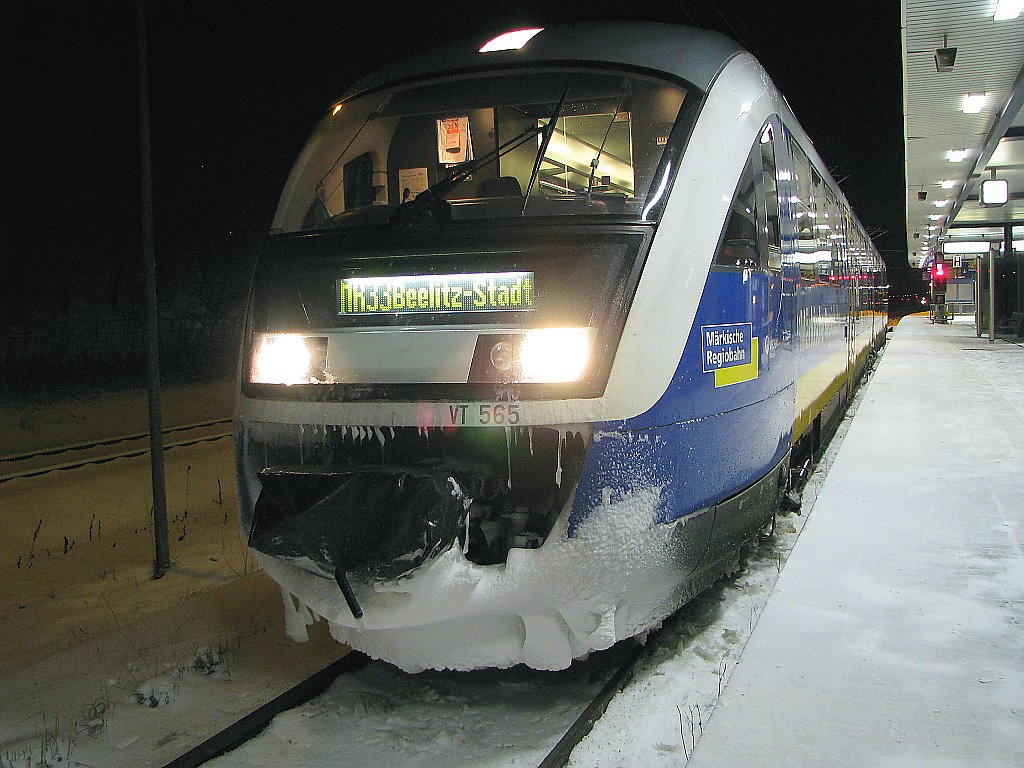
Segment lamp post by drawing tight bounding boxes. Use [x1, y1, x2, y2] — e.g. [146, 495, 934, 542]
[135, 0, 170, 578]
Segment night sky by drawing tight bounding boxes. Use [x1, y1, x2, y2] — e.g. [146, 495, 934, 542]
[2, 0, 912, 333]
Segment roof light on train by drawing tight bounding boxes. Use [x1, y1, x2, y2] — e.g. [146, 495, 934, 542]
[520, 328, 590, 383]
[479, 28, 543, 52]
[947, 149, 968, 163]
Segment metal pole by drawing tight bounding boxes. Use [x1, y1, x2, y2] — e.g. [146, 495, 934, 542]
[975, 257, 981, 337]
[136, 0, 170, 578]
[989, 243, 998, 344]
[1015, 224, 1024, 331]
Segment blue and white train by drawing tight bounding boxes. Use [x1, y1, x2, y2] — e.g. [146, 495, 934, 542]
[234, 23, 888, 671]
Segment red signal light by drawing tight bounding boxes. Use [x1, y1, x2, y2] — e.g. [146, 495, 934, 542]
[932, 259, 947, 293]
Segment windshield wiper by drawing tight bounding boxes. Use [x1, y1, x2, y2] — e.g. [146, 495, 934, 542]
[521, 86, 570, 215]
[389, 124, 543, 227]
[584, 94, 626, 200]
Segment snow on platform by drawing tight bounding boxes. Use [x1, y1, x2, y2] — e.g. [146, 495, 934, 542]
[685, 316, 1024, 767]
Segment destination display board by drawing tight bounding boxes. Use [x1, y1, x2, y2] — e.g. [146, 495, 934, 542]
[337, 272, 535, 315]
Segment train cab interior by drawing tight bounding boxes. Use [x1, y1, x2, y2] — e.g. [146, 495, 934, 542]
[278, 71, 691, 233]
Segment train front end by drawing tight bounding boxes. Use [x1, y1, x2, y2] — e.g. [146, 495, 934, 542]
[235, 26, 741, 670]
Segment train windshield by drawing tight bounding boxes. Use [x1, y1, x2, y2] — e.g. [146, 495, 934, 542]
[272, 69, 692, 232]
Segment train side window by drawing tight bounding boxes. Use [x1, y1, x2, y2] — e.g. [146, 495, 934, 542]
[827, 195, 851, 285]
[715, 147, 761, 269]
[758, 123, 782, 269]
[822, 190, 840, 267]
[812, 170, 828, 253]
[791, 141, 816, 257]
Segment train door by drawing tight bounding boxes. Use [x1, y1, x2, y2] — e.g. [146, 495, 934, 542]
[843, 210, 856, 376]
[824, 191, 853, 380]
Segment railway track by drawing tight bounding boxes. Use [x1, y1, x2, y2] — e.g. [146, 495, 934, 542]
[0, 418, 233, 484]
[161, 639, 649, 768]
[163, 652, 373, 768]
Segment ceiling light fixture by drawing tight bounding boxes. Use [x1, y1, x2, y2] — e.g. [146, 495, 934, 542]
[994, 0, 1024, 20]
[944, 241, 991, 254]
[947, 149, 968, 162]
[962, 93, 988, 113]
[941, 179, 956, 189]
[934, 35, 957, 72]
[981, 177, 1009, 206]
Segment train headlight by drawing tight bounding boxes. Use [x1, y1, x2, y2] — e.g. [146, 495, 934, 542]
[250, 334, 328, 385]
[520, 328, 590, 383]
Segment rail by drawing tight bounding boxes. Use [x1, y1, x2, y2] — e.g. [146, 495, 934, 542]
[156, 638, 652, 768]
[0, 418, 233, 484]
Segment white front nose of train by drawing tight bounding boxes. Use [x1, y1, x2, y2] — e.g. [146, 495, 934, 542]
[233, 29, 781, 670]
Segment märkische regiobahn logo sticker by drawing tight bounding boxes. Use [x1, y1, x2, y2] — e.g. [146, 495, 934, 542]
[701, 322, 758, 387]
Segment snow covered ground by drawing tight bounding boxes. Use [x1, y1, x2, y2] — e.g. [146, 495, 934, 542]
[0, 380, 241, 672]
[3, 316, 1021, 768]
[0, 378, 236, 459]
[684, 316, 1024, 767]
[1, 379, 345, 768]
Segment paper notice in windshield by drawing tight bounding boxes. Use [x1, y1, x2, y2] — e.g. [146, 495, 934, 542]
[398, 168, 429, 202]
[436, 117, 474, 164]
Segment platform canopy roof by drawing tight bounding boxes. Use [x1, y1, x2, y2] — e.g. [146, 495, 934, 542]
[903, 0, 1024, 269]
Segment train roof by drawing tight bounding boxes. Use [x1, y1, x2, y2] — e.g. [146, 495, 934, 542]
[340, 22, 745, 100]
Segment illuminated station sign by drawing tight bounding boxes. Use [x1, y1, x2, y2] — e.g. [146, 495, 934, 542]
[338, 272, 535, 315]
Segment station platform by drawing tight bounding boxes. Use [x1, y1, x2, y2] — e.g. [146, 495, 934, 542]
[688, 315, 1024, 767]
